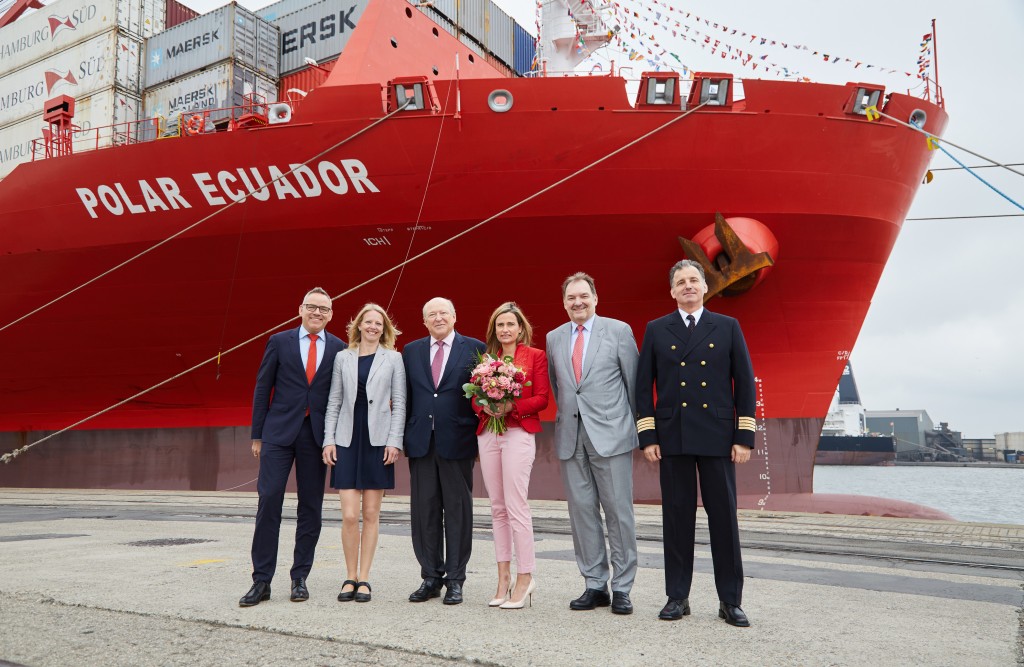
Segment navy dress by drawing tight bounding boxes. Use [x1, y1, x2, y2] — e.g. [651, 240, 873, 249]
[331, 354, 395, 490]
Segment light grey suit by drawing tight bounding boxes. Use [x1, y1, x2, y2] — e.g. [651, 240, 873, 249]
[323, 347, 406, 451]
[547, 315, 639, 593]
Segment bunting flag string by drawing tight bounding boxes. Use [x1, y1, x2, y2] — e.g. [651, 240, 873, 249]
[611, 0, 925, 80]
[603, 1, 805, 80]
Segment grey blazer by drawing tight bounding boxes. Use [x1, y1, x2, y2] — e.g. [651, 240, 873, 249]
[323, 347, 406, 450]
[546, 315, 639, 460]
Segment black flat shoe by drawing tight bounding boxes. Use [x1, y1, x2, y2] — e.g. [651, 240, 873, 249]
[719, 602, 750, 627]
[239, 581, 270, 607]
[355, 581, 372, 603]
[658, 598, 690, 621]
[569, 588, 610, 610]
[290, 578, 309, 602]
[337, 579, 357, 602]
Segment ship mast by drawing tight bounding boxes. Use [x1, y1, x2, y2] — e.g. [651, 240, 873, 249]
[537, 0, 611, 74]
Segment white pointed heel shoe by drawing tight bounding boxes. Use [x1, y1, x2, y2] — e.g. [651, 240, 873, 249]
[500, 578, 536, 609]
[488, 584, 512, 607]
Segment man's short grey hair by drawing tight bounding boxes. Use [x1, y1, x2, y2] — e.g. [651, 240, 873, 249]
[304, 286, 331, 302]
[422, 297, 456, 319]
[669, 260, 706, 287]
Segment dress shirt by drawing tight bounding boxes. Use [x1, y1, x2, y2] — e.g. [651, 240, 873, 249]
[678, 307, 704, 326]
[429, 330, 457, 376]
[568, 315, 596, 362]
[299, 325, 326, 372]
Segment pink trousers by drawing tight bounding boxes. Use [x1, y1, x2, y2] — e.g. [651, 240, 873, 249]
[477, 427, 536, 573]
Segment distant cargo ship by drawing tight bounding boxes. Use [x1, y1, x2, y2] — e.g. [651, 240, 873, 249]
[0, 0, 949, 517]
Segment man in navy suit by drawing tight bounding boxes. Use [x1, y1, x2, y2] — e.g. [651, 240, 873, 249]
[635, 260, 756, 626]
[403, 297, 486, 605]
[240, 287, 346, 607]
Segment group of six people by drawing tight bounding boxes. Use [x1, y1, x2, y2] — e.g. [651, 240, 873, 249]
[241, 260, 756, 627]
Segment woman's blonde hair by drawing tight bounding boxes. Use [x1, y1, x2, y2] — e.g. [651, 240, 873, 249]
[347, 303, 401, 350]
[484, 301, 533, 357]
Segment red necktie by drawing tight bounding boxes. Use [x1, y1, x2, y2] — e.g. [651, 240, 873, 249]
[432, 340, 445, 389]
[306, 334, 318, 384]
[572, 324, 584, 384]
[304, 334, 318, 416]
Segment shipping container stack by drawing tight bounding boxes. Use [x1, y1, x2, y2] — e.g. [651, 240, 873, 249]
[412, 0, 535, 77]
[142, 2, 280, 133]
[0, 0, 166, 178]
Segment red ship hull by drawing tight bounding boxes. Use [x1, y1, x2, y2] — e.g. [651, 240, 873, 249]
[0, 0, 946, 516]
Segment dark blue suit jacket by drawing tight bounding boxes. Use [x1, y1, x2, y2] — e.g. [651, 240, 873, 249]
[635, 310, 756, 456]
[251, 327, 346, 446]
[402, 332, 486, 460]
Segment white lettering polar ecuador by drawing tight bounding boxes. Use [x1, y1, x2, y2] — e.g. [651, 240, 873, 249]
[75, 159, 379, 218]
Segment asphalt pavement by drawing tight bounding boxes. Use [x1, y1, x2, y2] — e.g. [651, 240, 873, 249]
[0, 489, 1021, 666]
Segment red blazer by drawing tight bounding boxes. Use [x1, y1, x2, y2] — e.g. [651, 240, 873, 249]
[474, 344, 550, 435]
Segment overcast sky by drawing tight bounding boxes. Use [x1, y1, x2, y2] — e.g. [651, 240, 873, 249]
[178, 0, 1023, 438]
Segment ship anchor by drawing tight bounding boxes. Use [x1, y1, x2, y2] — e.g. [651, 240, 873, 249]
[679, 213, 776, 301]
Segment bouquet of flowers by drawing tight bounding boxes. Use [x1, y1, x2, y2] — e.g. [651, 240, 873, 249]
[463, 353, 531, 434]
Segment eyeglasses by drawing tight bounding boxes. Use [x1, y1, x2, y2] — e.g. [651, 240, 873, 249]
[302, 304, 332, 314]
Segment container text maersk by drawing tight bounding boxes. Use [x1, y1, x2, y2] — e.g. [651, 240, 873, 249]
[75, 159, 379, 218]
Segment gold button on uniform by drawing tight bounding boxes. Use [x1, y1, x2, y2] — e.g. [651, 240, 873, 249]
[681, 402, 687, 408]
[671, 345, 677, 350]
[680, 381, 686, 387]
[680, 361, 686, 367]
[700, 361, 706, 366]
[701, 382, 707, 387]
[709, 343, 715, 349]
[702, 403, 708, 408]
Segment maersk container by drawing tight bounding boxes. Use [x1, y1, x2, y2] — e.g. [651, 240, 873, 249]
[256, 0, 314, 22]
[0, 86, 142, 178]
[143, 59, 277, 127]
[274, 0, 367, 75]
[144, 2, 279, 88]
[428, 0, 457, 24]
[417, 5, 456, 37]
[458, 32, 484, 59]
[0, 30, 143, 128]
[456, 0, 485, 45]
[512, 21, 535, 76]
[483, 2, 512, 65]
[0, 0, 161, 75]
[165, 0, 199, 29]
[277, 56, 336, 102]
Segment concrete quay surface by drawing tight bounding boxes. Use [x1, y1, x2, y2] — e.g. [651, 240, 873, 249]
[0, 488, 1021, 667]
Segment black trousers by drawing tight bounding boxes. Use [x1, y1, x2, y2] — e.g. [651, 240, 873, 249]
[660, 454, 743, 605]
[408, 434, 474, 583]
[251, 417, 327, 583]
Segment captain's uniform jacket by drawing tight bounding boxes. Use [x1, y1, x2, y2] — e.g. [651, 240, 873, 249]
[635, 309, 756, 455]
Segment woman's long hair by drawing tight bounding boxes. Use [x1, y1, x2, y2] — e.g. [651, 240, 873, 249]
[484, 301, 533, 357]
[347, 303, 401, 350]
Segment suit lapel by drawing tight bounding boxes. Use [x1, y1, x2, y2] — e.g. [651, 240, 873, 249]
[421, 337, 434, 385]
[367, 347, 385, 383]
[579, 317, 606, 386]
[556, 323, 574, 384]
[684, 312, 716, 356]
[439, 334, 465, 388]
[343, 348, 357, 395]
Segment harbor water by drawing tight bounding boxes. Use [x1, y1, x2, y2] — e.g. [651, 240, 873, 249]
[814, 464, 1024, 525]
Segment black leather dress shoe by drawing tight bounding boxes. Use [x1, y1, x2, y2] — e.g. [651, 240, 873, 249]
[239, 581, 270, 607]
[569, 588, 611, 610]
[719, 602, 750, 627]
[658, 598, 691, 621]
[290, 578, 309, 602]
[354, 581, 372, 603]
[409, 578, 442, 602]
[611, 591, 633, 615]
[443, 581, 464, 605]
